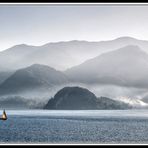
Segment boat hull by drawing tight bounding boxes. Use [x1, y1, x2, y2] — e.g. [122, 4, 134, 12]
[0, 118, 7, 120]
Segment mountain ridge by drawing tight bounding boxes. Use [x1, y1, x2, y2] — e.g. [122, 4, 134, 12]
[65, 45, 148, 88]
[1, 36, 148, 71]
[0, 64, 68, 96]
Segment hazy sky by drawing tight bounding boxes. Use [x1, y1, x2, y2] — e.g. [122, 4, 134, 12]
[0, 4, 148, 51]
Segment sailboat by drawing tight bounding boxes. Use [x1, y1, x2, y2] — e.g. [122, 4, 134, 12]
[0, 110, 7, 120]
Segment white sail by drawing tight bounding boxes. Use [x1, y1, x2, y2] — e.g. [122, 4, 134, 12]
[1, 110, 7, 120]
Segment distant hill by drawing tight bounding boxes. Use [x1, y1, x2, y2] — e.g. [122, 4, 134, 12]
[1, 36, 148, 71]
[0, 64, 68, 96]
[65, 45, 148, 88]
[44, 87, 131, 110]
[0, 71, 14, 84]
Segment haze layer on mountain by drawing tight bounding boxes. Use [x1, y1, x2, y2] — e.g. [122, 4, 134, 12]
[1, 36, 148, 71]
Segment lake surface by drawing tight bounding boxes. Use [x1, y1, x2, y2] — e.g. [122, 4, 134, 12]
[1, 110, 148, 144]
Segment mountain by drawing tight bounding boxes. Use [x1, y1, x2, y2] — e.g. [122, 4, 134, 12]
[65, 45, 148, 89]
[0, 44, 38, 71]
[44, 86, 131, 110]
[0, 64, 68, 96]
[0, 71, 14, 84]
[1, 36, 148, 71]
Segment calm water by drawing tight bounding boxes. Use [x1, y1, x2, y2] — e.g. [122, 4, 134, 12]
[1, 110, 148, 144]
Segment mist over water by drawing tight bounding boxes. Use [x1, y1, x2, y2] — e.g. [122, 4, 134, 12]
[1, 83, 148, 109]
